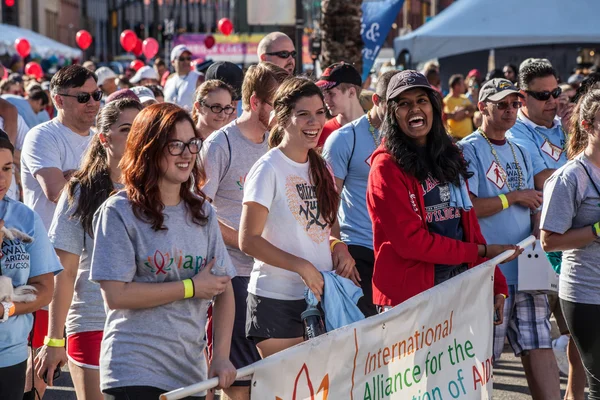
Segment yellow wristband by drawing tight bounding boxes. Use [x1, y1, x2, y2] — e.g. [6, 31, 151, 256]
[593, 222, 600, 237]
[7, 302, 15, 317]
[498, 194, 509, 210]
[500, 294, 507, 299]
[330, 239, 344, 253]
[183, 279, 194, 299]
[43, 337, 65, 348]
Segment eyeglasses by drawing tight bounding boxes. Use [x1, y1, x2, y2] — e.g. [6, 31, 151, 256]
[59, 90, 103, 104]
[201, 101, 235, 115]
[265, 50, 297, 59]
[525, 87, 562, 101]
[178, 56, 192, 62]
[491, 101, 522, 110]
[166, 138, 202, 156]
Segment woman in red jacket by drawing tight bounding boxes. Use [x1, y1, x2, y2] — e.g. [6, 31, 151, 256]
[367, 70, 520, 319]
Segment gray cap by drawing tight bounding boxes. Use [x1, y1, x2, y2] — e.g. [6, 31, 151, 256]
[386, 70, 434, 100]
[479, 78, 524, 102]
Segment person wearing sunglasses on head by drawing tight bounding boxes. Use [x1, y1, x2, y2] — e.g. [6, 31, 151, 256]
[19, 64, 100, 398]
[163, 45, 203, 111]
[257, 32, 296, 75]
[506, 60, 568, 191]
[459, 79, 562, 400]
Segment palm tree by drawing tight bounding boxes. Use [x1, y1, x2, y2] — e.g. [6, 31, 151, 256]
[320, 0, 363, 71]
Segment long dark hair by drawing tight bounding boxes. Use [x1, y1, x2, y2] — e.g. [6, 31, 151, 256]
[120, 103, 208, 231]
[269, 77, 339, 226]
[568, 89, 600, 160]
[383, 89, 471, 185]
[67, 99, 143, 237]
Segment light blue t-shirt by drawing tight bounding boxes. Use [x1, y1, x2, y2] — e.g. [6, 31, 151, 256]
[1, 94, 41, 130]
[506, 111, 568, 176]
[322, 115, 379, 249]
[0, 197, 62, 368]
[460, 131, 535, 285]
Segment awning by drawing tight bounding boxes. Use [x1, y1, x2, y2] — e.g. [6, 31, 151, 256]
[0, 23, 82, 59]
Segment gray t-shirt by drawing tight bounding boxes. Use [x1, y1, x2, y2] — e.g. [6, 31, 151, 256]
[89, 191, 236, 393]
[541, 154, 600, 304]
[48, 184, 124, 336]
[199, 121, 268, 276]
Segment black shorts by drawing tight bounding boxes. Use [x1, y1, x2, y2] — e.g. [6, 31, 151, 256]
[229, 277, 262, 386]
[246, 293, 322, 343]
[103, 386, 204, 400]
[0, 360, 27, 400]
[348, 245, 378, 317]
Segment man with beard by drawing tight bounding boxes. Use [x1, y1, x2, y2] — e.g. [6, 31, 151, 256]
[460, 79, 561, 400]
[198, 62, 288, 400]
[257, 32, 296, 75]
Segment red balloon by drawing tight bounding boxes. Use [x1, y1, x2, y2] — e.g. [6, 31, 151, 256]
[14, 38, 31, 58]
[130, 60, 145, 72]
[132, 39, 143, 57]
[120, 30, 138, 52]
[217, 18, 233, 36]
[76, 30, 93, 50]
[143, 38, 159, 59]
[204, 35, 216, 50]
[5, 0, 15, 6]
[25, 62, 43, 79]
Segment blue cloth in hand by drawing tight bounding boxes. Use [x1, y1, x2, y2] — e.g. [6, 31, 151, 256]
[305, 271, 365, 332]
[449, 175, 473, 211]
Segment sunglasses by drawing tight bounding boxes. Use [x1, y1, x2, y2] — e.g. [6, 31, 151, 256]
[491, 101, 522, 110]
[201, 101, 235, 115]
[178, 56, 192, 62]
[59, 90, 103, 104]
[265, 50, 297, 59]
[166, 138, 202, 156]
[525, 87, 562, 101]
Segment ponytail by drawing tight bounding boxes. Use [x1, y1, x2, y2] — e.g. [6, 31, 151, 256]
[307, 149, 339, 226]
[268, 125, 284, 148]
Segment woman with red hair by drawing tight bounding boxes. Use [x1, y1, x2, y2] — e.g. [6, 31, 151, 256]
[89, 103, 236, 399]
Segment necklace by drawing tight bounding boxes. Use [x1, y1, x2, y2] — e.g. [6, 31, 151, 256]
[366, 111, 380, 147]
[477, 128, 524, 191]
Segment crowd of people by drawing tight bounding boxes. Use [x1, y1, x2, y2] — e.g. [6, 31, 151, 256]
[0, 29, 598, 400]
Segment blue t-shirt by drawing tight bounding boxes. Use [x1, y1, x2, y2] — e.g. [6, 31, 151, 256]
[322, 115, 379, 249]
[1, 94, 41, 130]
[0, 197, 62, 367]
[460, 131, 535, 285]
[506, 112, 568, 176]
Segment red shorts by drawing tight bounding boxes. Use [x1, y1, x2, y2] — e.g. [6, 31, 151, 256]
[28, 310, 48, 349]
[67, 331, 103, 369]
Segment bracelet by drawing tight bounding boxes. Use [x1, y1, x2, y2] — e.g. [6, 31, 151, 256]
[499, 294, 507, 299]
[183, 279, 194, 299]
[330, 239, 345, 253]
[593, 222, 600, 238]
[43, 337, 65, 348]
[498, 194, 509, 210]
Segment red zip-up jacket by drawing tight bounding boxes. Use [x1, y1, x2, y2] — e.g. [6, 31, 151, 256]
[366, 146, 508, 306]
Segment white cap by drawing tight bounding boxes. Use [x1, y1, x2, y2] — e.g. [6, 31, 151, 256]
[170, 45, 191, 62]
[96, 67, 117, 86]
[130, 86, 156, 104]
[130, 66, 160, 84]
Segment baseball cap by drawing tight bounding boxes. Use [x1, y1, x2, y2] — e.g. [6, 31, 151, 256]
[171, 45, 192, 62]
[568, 74, 585, 86]
[478, 78, 524, 102]
[386, 70, 434, 100]
[130, 66, 159, 84]
[316, 62, 362, 90]
[106, 89, 140, 104]
[130, 86, 156, 104]
[205, 61, 244, 101]
[467, 69, 481, 81]
[96, 67, 117, 86]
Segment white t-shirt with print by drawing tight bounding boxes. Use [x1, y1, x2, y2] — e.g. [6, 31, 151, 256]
[243, 148, 333, 300]
[20, 118, 92, 229]
[0, 115, 30, 200]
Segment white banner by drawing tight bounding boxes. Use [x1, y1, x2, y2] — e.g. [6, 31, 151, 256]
[251, 261, 495, 400]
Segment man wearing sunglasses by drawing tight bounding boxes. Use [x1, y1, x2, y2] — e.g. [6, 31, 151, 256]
[460, 78, 561, 400]
[163, 44, 203, 111]
[507, 60, 568, 190]
[257, 32, 296, 75]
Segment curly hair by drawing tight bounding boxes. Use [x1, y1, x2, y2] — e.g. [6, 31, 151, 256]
[120, 103, 208, 231]
[383, 89, 472, 184]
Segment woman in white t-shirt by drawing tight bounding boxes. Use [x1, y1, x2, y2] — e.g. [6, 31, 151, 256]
[239, 77, 355, 358]
[35, 99, 143, 398]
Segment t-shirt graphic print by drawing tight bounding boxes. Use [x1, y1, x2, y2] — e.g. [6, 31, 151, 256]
[285, 176, 328, 243]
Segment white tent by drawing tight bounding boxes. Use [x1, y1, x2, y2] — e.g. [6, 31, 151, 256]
[0, 23, 82, 59]
[394, 0, 600, 64]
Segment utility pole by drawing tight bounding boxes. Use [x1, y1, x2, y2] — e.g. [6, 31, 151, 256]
[295, 0, 304, 73]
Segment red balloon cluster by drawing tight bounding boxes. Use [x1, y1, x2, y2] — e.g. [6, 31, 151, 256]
[143, 38, 159, 59]
[14, 38, 31, 58]
[204, 35, 215, 50]
[76, 30, 93, 50]
[130, 59, 145, 71]
[132, 39, 143, 57]
[218, 18, 233, 36]
[25, 62, 44, 79]
[120, 30, 138, 52]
